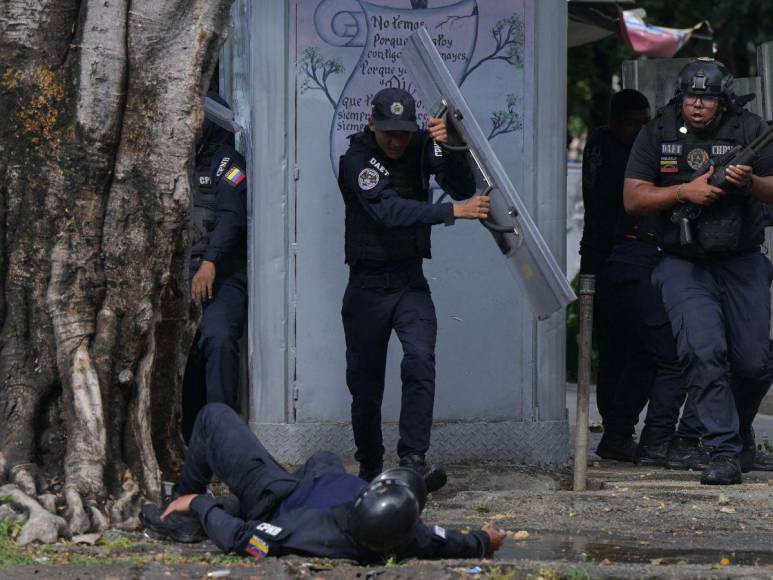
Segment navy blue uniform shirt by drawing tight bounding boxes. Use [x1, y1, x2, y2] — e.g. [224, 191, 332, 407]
[340, 128, 476, 230]
[202, 145, 248, 277]
[190, 471, 490, 563]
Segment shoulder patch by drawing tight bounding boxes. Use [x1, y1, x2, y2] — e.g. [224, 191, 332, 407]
[244, 535, 269, 559]
[224, 165, 246, 186]
[661, 143, 682, 155]
[368, 157, 389, 177]
[215, 156, 231, 177]
[358, 167, 380, 190]
[256, 522, 282, 537]
[433, 525, 447, 540]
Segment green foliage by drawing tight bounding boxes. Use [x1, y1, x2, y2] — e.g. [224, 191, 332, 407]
[384, 554, 400, 567]
[0, 521, 34, 568]
[528, 566, 592, 580]
[97, 535, 136, 551]
[476, 505, 491, 514]
[486, 565, 520, 580]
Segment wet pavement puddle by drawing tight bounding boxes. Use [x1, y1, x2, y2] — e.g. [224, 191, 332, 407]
[497, 532, 773, 566]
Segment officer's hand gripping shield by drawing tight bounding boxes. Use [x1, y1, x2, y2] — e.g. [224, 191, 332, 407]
[402, 28, 576, 319]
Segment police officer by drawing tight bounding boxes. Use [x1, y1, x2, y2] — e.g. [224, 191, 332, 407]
[338, 88, 487, 491]
[580, 89, 661, 461]
[140, 403, 507, 561]
[186, 91, 248, 419]
[624, 58, 773, 484]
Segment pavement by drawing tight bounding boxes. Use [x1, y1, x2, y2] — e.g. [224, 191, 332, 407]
[4, 386, 773, 578]
[567, 382, 773, 451]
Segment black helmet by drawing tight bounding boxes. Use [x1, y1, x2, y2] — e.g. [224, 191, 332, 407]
[676, 57, 734, 99]
[371, 467, 428, 511]
[346, 478, 420, 552]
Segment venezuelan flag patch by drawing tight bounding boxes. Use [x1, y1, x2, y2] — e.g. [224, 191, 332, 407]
[244, 535, 269, 559]
[660, 156, 678, 174]
[224, 166, 246, 186]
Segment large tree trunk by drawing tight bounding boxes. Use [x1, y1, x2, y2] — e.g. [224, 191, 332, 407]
[0, 0, 233, 541]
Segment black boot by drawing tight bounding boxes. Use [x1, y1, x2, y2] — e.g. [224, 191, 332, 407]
[635, 440, 669, 467]
[665, 437, 710, 471]
[740, 428, 773, 472]
[358, 460, 384, 483]
[139, 503, 207, 543]
[595, 433, 636, 462]
[399, 454, 447, 493]
[700, 456, 742, 485]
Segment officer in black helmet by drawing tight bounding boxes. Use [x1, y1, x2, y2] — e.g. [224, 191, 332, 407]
[140, 403, 507, 561]
[338, 87, 487, 491]
[624, 58, 773, 484]
[184, 90, 248, 431]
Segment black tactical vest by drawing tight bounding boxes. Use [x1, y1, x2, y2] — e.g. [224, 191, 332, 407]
[654, 103, 765, 258]
[341, 131, 431, 264]
[190, 140, 222, 258]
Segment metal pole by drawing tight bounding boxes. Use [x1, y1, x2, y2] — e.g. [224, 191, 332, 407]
[573, 274, 596, 491]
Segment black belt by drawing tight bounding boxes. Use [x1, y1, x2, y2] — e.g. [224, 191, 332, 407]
[348, 270, 423, 289]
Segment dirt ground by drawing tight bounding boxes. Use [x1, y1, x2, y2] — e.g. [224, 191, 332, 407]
[3, 457, 773, 580]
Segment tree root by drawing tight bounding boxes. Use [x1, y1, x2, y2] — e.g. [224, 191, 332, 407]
[110, 476, 143, 530]
[9, 463, 37, 497]
[0, 484, 67, 545]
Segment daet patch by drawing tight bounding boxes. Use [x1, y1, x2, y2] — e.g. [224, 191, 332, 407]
[369, 157, 389, 176]
[390, 101, 404, 115]
[224, 166, 245, 186]
[661, 143, 683, 156]
[358, 167, 380, 190]
[686, 148, 710, 170]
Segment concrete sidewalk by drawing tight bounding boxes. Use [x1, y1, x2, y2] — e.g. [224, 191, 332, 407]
[567, 382, 773, 457]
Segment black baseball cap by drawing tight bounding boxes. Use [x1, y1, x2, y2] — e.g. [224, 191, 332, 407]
[371, 88, 418, 132]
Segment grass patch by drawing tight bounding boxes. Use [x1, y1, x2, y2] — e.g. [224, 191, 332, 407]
[487, 565, 521, 579]
[528, 566, 592, 580]
[0, 521, 35, 568]
[98, 535, 137, 551]
[476, 506, 491, 514]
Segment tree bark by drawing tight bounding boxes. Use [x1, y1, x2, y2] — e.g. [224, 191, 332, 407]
[0, 0, 233, 539]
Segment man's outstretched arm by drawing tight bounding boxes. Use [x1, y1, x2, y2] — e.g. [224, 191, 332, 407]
[394, 521, 506, 560]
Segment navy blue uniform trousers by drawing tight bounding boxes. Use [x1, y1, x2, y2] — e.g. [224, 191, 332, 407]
[181, 403, 357, 522]
[602, 261, 686, 446]
[183, 264, 247, 440]
[197, 270, 247, 408]
[653, 252, 773, 457]
[342, 281, 437, 467]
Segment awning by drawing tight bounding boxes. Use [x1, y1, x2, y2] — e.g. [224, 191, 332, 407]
[568, 0, 634, 48]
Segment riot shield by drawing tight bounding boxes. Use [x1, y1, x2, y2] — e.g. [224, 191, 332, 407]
[402, 27, 576, 319]
[204, 96, 238, 134]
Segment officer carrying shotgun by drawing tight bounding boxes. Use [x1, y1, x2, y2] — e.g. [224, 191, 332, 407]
[624, 57, 773, 485]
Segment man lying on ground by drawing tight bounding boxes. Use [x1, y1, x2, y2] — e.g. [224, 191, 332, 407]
[140, 403, 507, 562]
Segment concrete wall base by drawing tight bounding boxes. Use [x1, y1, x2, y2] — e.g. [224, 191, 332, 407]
[251, 419, 570, 466]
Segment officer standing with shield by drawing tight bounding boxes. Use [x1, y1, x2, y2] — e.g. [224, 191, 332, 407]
[338, 88, 488, 491]
[624, 58, 773, 485]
